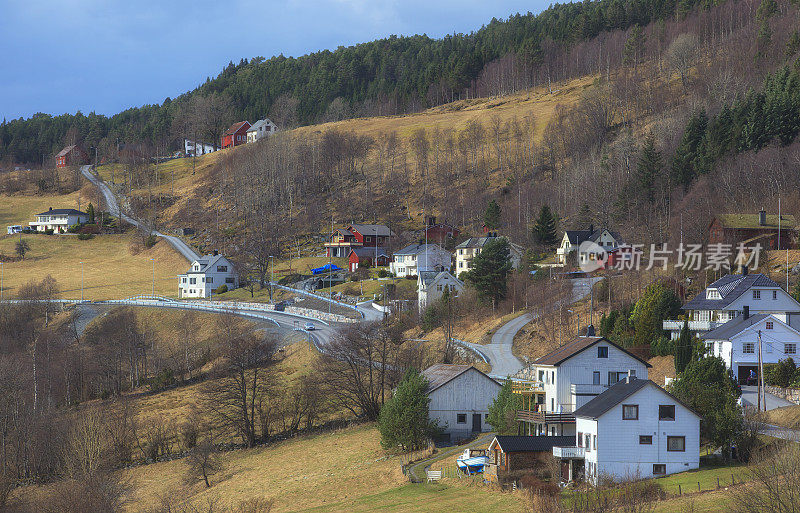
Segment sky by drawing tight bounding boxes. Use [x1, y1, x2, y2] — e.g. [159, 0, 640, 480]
[0, 0, 552, 121]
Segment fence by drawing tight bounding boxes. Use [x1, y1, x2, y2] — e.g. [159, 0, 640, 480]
[400, 441, 436, 467]
[271, 282, 364, 317]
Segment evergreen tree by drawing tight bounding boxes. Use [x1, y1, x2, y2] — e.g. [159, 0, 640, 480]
[671, 110, 708, 187]
[674, 320, 693, 373]
[378, 369, 439, 451]
[484, 199, 501, 230]
[486, 380, 522, 435]
[630, 282, 682, 347]
[623, 25, 647, 70]
[793, 280, 800, 303]
[576, 203, 592, 229]
[86, 203, 95, 224]
[533, 204, 558, 245]
[636, 132, 662, 203]
[462, 238, 512, 306]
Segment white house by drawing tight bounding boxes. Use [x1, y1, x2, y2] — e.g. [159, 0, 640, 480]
[556, 225, 622, 265]
[29, 208, 89, 233]
[418, 270, 464, 312]
[7, 225, 22, 235]
[512, 332, 651, 437]
[390, 243, 451, 278]
[663, 271, 800, 340]
[553, 378, 700, 485]
[183, 139, 217, 157]
[454, 236, 523, 278]
[422, 364, 501, 441]
[178, 252, 238, 298]
[246, 119, 278, 143]
[701, 310, 800, 383]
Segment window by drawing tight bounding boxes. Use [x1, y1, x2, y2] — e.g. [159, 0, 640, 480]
[593, 371, 601, 385]
[786, 344, 797, 355]
[659, 405, 676, 421]
[609, 371, 627, 385]
[640, 435, 653, 444]
[585, 434, 591, 452]
[577, 432, 583, 447]
[773, 290, 778, 300]
[766, 321, 774, 330]
[181, 278, 186, 283]
[598, 346, 609, 358]
[189, 278, 196, 285]
[753, 290, 761, 299]
[217, 265, 228, 272]
[365, 236, 371, 242]
[743, 342, 755, 354]
[622, 404, 639, 420]
[593, 435, 596, 450]
[226, 277, 234, 284]
[653, 464, 666, 475]
[206, 277, 213, 284]
[707, 289, 720, 299]
[629, 369, 636, 378]
[456, 414, 466, 424]
[667, 436, 686, 452]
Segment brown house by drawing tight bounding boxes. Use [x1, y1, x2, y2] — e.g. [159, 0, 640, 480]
[708, 210, 798, 250]
[423, 216, 459, 245]
[485, 435, 573, 484]
[55, 145, 89, 168]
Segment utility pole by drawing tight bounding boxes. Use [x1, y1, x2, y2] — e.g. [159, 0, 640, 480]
[0, 261, 3, 301]
[80, 261, 84, 302]
[757, 330, 765, 412]
[150, 258, 155, 297]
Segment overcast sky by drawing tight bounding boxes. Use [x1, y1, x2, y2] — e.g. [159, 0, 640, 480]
[0, 0, 552, 120]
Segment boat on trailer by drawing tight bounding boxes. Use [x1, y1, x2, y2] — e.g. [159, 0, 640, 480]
[456, 448, 489, 474]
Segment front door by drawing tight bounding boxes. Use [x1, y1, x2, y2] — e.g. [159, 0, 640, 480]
[472, 413, 482, 432]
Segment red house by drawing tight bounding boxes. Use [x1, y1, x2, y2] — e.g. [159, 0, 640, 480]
[325, 223, 395, 258]
[423, 216, 459, 245]
[221, 121, 251, 149]
[348, 248, 391, 272]
[55, 145, 89, 168]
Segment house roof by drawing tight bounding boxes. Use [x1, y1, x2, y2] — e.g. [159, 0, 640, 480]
[56, 145, 81, 157]
[188, 254, 231, 274]
[682, 273, 784, 310]
[348, 247, 389, 258]
[394, 243, 446, 256]
[574, 379, 700, 420]
[421, 364, 498, 393]
[716, 213, 798, 230]
[349, 224, 394, 237]
[531, 335, 652, 368]
[455, 236, 524, 254]
[419, 270, 463, 289]
[701, 313, 774, 340]
[36, 208, 87, 216]
[564, 228, 622, 245]
[490, 435, 575, 453]
[223, 121, 250, 136]
[246, 119, 275, 132]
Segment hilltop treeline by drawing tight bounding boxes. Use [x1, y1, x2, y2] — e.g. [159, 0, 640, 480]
[1, 0, 736, 165]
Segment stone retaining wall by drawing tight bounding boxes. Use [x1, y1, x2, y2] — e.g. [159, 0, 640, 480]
[766, 385, 800, 405]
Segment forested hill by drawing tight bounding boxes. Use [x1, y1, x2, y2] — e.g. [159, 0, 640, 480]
[2, 0, 715, 164]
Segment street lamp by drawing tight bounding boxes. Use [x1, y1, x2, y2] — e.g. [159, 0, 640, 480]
[80, 261, 84, 302]
[150, 258, 155, 297]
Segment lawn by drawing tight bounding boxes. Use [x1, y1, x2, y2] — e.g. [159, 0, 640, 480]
[0, 188, 93, 228]
[653, 462, 747, 496]
[0, 231, 187, 300]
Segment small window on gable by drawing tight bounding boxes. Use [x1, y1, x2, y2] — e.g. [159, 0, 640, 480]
[659, 405, 676, 421]
[598, 346, 609, 358]
[773, 290, 778, 300]
[622, 404, 639, 420]
[743, 342, 755, 354]
[766, 321, 774, 330]
[786, 344, 797, 355]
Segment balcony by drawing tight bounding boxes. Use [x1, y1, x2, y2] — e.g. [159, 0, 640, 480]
[511, 380, 545, 394]
[516, 410, 575, 424]
[662, 320, 725, 333]
[570, 384, 607, 396]
[553, 446, 585, 459]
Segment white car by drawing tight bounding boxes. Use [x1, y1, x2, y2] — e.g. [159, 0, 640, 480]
[304, 322, 315, 331]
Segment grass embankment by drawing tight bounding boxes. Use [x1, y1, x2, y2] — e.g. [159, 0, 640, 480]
[0, 231, 186, 299]
[764, 404, 800, 430]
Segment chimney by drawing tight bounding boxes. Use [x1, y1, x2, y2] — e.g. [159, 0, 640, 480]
[586, 324, 596, 337]
[589, 223, 594, 233]
[213, 250, 218, 256]
[759, 208, 767, 226]
[743, 265, 749, 276]
[627, 372, 636, 383]
[49, 207, 52, 211]
[743, 305, 749, 320]
[428, 215, 436, 227]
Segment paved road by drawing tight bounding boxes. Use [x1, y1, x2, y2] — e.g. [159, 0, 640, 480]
[740, 385, 795, 410]
[80, 165, 200, 262]
[463, 277, 601, 378]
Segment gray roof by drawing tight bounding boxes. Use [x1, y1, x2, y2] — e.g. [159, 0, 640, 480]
[349, 224, 394, 237]
[421, 364, 499, 393]
[455, 236, 523, 253]
[36, 208, 87, 216]
[700, 313, 771, 340]
[564, 228, 622, 245]
[188, 254, 230, 274]
[246, 119, 275, 132]
[492, 435, 575, 453]
[573, 379, 699, 420]
[682, 273, 782, 310]
[419, 270, 463, 289]
[349, 247, 389, 258]
[394, 243, 446, 256]
[531, 336, 651, 368]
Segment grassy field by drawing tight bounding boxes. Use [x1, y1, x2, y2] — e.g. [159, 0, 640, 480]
[0, 231, 187, 299]
[0, 185, 100, 229]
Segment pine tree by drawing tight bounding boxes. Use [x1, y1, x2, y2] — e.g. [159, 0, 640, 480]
[378, 369, 439, 451]
[484, 199, 501, 230]
[462, 238, 512, 306]
[86, 203, 95, 224]
[576, 203, 592, 229]
[486, 380, 522, 434]
[533, 204, 558, 245]
[623, 25, 647, 70]
[671, 110, 708, 187]
[674, 320, 693, 373]
[636, 132, 662, 203]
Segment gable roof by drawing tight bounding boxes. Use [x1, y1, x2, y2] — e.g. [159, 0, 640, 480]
[187, 254, 232, 274]
[348, 224, 394, 237]
[223, 121, 250, 136]
[564, 228, 622, 246]
[716, 213, 798, 230]
[701, 313, 791, 340]
[36, 208, 87, 216]
[246, 119, 275, 132]
[490, 435, 575, 453]
[532, 336, 652, 368]
[348, 247, 389, 258]
[455, 236, 524, 254]
[574, 379, 700, 420]
[394, 243, 447, 256]
[419, 270, 463, 289]
[682, 273, 786, 310]
[421, 364, 499, 393]
[56, 145, 82, 158]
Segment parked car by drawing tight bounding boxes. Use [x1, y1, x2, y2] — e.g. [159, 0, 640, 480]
[304, 322, 315, 331]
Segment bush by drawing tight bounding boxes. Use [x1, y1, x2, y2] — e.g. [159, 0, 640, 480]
[764, 358, 797, 388]
[378, 269, 389, 278]
[67, 223, 82, 233]
[80, 223, 101, 234]
[651, 336, 674, 356]
[77, 233, 94, 240]
[148, 368, 176, 393]
[518, 474, 559, 495]
[181, 423, 199, 451]
[214, 284, 228, 294]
